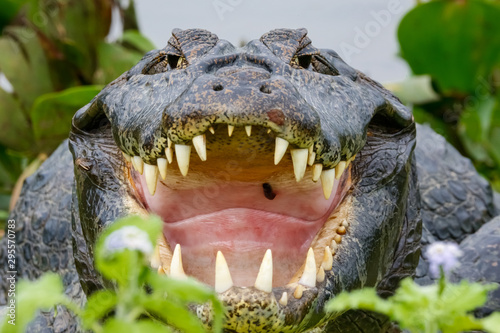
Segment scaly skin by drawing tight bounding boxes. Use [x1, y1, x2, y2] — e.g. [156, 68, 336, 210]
[0, 28, 498, 332]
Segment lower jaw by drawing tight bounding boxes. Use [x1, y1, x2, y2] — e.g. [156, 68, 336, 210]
[150, 192, 353, 332]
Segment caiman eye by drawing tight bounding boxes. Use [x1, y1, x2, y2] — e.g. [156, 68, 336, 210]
[290, 55, 312, 69]
[167, 55, 188, 69]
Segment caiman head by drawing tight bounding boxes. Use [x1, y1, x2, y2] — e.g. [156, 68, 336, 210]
[69, 28, 420, 332]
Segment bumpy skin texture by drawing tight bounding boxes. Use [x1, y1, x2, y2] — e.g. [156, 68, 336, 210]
[0, 143, 85, 332]
[0, 29, 499, 332]
[414, 125, 499, 286]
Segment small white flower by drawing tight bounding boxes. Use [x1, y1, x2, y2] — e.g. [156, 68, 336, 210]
[426, 241, 462, 278]
[104, 226, 153, 256]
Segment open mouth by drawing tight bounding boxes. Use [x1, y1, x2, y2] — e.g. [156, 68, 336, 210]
[69, 28, 418, 332]
[125, 124, 353, 300]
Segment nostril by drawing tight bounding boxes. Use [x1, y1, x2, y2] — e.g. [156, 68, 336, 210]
[260, 85, 272, 94]
[213, 84, 224, 91]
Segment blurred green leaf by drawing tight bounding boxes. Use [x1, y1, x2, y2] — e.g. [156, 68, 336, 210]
[147, 273, 224, 333]
[25, 0, 114, 82]
[0, 274, 65, 333]
[142, 296, 207, 333]
[0, 145, 25, 189]
[30, 85, 102, 153]
[0, 89, 34, 151]
[326, 278, 499, 333]
[398, 0, 500, 94]
[81, 290, 117, 330]
[95, 42, 144, 84]
[0, 27, 54, 111]
[102, 319, 172, 333]
[121, 30, 156, 53]
[0, 0, 28, 31]
[483, 313, 500, 333]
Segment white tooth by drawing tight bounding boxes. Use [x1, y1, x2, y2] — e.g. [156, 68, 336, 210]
[245, 125, 252, 137]
[299, 248, 316, 288]
[307, 146, 315, 166]
[170, 244, 186, 279]
[293, 285, 304, 299]
[132, 156, 144, 174]
[322, 246, 333, 271]
[312, 163, 323, 182]
[165, 147, 173, 164]
[150, 244, 161, 269]
[320, 168, 336, 200]
[215, 251, 233, 293]
[330, 240, 338, 253]
[167, 138, 172, 148]
[192, 134, 207, 161]
[308, 151, 316, 166]
[279, 292, 288, 306]
[274, 137, 289, 165]
[254, 249, 273, 293]
[144, 163, 159, 196]
[291, 149, 308, 182]
[122, 152, 132, 162]
[157, 158, 168, 180]
[209, 126, 215, 134]
[335, 161, 347, 180]
[175, 144, 191, 176]
[317, 266, 325, 283]
[228, 125, 235, 137]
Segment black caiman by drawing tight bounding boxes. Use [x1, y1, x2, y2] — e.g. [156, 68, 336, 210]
[1, 28, 499, 332]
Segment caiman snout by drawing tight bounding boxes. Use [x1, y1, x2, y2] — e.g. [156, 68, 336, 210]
[165, 65, 321, 148]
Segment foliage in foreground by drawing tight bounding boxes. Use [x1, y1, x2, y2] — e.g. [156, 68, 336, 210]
[326, 242, 500, 333]
[0, 215, 224, 333]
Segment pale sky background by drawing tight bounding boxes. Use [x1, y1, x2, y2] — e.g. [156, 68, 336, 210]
[134, 0, 415, 83]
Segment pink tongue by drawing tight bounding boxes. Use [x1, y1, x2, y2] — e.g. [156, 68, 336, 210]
[163, 209, 324, 286]
[137, 177, 340, 286]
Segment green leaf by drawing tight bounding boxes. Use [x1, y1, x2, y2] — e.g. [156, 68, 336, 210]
[147, 273, 224, 333]
[94, 42, 144, 84]
[0, 274, 66, 333]
[398, 0, 500, 94]
[438, 280, 495, 314]
[325, 288, 391, 314]
[30, 85, 102, 153]
[81, 290, 117, 330]
[482, 312, 500, 333]
[0, 0, 28, 31]
[0, 27, 54, 111]
[102, 318, 172, 333]
[0, 145, 25, 191]
[121, 30, 156, 53]
[142, 296, 206, 333]
[0, 88, 34, 151]
[25, 0, 114, 81]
